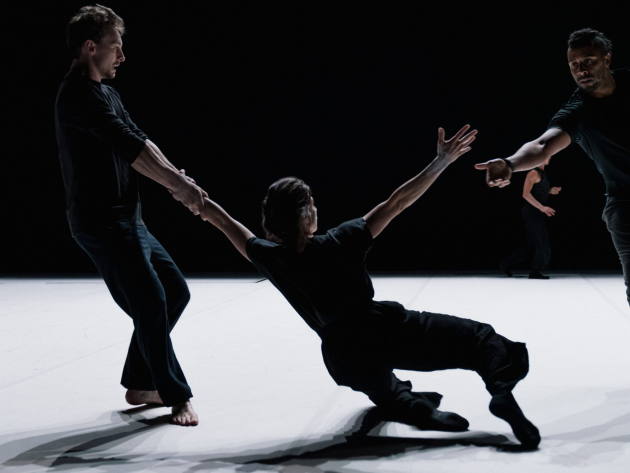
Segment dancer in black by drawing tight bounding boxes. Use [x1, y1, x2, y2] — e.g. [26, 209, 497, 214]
[476, 28, 630, 304]
[197, 125, 540, 448]
[55, 5, 203, 425]
[501, 159, 562, 279]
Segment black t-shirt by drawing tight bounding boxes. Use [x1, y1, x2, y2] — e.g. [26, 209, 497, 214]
[549, 69, 630, 199]
[55, 67, 148, 224]
[246, 218, 379, 334]
[530, 169, 550, 207]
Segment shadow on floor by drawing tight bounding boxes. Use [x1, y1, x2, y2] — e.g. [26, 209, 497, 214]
[1, 405, 170, 470]
[0, 405, 516, 472]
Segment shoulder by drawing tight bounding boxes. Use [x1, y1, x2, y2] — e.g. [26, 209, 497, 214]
[548, 89, 585, 135]
[324, 217, 373, 250]
[246, 236, 281, 261]
[326, 217, 369, 239]
[526, 169, 541, 181]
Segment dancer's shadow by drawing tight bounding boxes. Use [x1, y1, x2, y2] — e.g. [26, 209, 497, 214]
[184, 407, 514, 472]
[1, 405, 170, 470]
[1, 406, 517, 472]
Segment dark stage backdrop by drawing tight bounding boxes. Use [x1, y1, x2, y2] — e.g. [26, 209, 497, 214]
[4, 1, 629, 274]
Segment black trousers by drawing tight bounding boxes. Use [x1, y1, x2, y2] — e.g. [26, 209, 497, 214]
[503, 207, 551, 273]
[321, 302, 528, 413]
[71, 218, 192, 406]
[603, 199, 630, 307]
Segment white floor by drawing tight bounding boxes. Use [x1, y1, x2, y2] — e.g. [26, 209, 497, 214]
[1, 275, 630, 473]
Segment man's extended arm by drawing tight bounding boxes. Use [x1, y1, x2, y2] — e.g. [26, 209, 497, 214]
[131, 140, 206, 214]
[364, 125, 477, 238]
[474, 128, 571, 187]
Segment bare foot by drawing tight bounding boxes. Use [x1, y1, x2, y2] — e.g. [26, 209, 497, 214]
[125, 389, 164, 406]
[171, 400, 199, 426]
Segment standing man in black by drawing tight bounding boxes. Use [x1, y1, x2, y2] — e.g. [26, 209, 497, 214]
[55, 5, 204, 425]
[476, 28, 630, 304]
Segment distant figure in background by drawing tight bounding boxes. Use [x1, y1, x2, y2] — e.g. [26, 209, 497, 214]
[193, 125, 541, 449]
[55, 5, 204, 425]
[500, 158, 562, 279]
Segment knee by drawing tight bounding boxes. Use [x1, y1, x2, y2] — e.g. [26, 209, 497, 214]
[168, 279, 191, 315]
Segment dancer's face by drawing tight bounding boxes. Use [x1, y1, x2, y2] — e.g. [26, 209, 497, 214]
[89, 28, 125, 81]
[567, 46, 611, 94]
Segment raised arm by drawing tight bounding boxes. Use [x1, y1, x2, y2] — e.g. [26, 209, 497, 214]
[364, 125, 477, 238]
[474, 127, 571, 188]
[522, 170, 556, 217]
[199, 198, 255, 260]
[131, 139, 206, 214]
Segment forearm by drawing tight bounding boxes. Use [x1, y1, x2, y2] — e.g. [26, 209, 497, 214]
[200, 198, 254, 260]
[505, 141, 552, 172]
[522, 192, 545, 211]
[200, 198, 230, 228]
[131, 140, 185, 190]
[388, 156, 450, 211]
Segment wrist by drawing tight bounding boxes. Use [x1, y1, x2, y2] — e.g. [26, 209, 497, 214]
[166, 171, 189, 192]
[503, 159, 515, 171]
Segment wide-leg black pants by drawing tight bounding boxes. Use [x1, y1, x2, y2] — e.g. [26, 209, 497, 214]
[71, 218, 192, 406]
[321, 301, 528, 413]
[503, 206, 551, 273]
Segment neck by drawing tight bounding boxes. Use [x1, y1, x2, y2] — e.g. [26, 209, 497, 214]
[591, 72, 616, 98]
[71, 58, 102, 82]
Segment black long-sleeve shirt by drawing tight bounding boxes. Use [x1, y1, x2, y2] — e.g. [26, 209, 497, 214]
[55, 67, 148, 225]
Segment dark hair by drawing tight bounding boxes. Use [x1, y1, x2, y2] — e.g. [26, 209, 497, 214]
[66, 4, 125, 58]
[568, 28, 612, 54]
[262, 177, 312, 246]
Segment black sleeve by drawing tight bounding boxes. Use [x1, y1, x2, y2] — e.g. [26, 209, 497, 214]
[111, 88, 149, 141]
[67, 85, 147, 163]
[548, 92, 583, 141]
[327, 218, 373, 254]
[246, 237, 273, 265]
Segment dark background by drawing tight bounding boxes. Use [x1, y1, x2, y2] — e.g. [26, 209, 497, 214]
[4, 1, 629, 275]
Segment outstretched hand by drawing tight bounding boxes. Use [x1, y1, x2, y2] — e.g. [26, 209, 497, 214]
[549, 186, 562, 195]
[474, 159, 512, 188]
[437, 125, 478, 164]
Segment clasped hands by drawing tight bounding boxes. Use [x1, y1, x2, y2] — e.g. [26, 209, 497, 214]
[169, 169, 207, 217]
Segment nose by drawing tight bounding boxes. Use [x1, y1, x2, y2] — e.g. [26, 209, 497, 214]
[118, 48, 126, 63]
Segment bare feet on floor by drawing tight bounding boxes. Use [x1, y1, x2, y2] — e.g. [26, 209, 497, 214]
[125, 389, 164, 406]
[171, 400, 198, 426]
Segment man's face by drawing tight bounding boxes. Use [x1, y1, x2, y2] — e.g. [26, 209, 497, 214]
[567, 46, 611, 93]
[91, 28, 125, 80]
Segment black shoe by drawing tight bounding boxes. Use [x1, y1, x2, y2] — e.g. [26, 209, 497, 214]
[489, 393, 540, 449]
[528, 272, 549, 280]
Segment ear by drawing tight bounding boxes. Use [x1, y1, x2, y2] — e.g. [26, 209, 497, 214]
[604, 52, 612, 67]
[80, 39, 97, 57]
